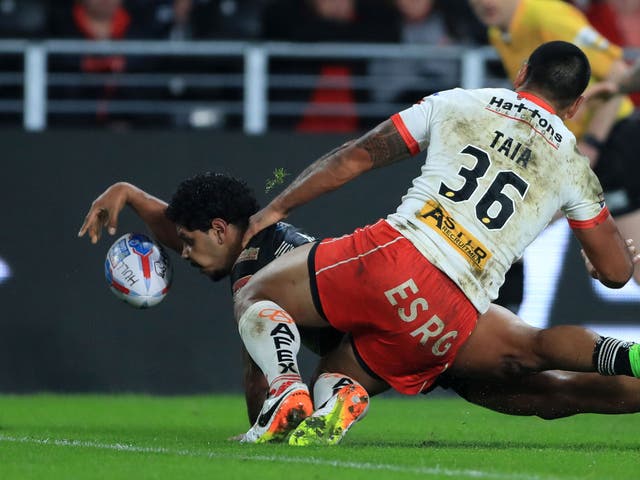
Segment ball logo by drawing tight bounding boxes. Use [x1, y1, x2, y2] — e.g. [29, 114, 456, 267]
[154, 260, 168, 278]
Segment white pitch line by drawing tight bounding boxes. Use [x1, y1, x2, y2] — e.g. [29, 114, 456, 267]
[0, 435, 561, 480]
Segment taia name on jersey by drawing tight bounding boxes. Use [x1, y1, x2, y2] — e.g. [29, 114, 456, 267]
[485, 96, 562, 148]
[490, 130, 532, 168]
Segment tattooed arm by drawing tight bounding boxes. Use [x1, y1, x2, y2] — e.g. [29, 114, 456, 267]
[242, 119, 413, 246]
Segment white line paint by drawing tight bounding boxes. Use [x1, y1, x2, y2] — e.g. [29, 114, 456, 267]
[0, 434, 560, 480]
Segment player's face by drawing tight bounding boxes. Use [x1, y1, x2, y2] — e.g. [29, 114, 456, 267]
[468, 0, 520, 30]
[176, 225, 235, 282]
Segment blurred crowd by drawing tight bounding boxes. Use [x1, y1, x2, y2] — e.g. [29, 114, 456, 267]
[2, 0, 640, 130]
[1, 0, 484, 43]
[1, 1, 638, 46]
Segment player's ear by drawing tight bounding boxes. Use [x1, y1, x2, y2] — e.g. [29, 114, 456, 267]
[513, 63, 528, 89]
[210, 218, 228, 243]
[564, 95, 584, 120]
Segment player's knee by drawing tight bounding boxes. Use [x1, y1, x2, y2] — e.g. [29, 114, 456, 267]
[500, 354, 540, 377]
[501, 329, 551, 376]
[233, 280, 268, 322]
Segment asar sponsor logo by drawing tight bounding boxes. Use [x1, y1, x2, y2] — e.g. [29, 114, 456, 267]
[416, 199, 491, 271]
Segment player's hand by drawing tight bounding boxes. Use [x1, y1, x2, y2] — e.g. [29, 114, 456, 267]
[582, 239, 640, 279]
[241, 206, 285, 248]
[583, 80, 620, 102]
[77, 182, 130, 244]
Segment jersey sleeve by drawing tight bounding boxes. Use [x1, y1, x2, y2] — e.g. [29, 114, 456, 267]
[562, 166, 610, 229]
[390, 94, 439, 155]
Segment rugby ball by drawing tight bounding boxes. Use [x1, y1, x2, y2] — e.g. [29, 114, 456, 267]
[104, 233, 172, 308]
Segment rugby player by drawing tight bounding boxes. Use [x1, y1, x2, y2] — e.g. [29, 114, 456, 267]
[233, 41, 640, 445]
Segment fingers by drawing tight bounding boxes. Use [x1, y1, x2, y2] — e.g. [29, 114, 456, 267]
[77, 207, 113, 244]
[107, 215, 118, 237]
[626, 239, 640, 264]
[77, 209, 100, 243]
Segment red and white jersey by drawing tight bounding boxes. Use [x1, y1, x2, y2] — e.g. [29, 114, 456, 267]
[387, 87, 608, 313]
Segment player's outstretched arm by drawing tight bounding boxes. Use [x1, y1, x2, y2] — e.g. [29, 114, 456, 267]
[572, 215, 635, 288]
[242, 119, 412, 246]
[78, 182, 181, 252]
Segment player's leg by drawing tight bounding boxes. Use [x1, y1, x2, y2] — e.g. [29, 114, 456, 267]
[448, 303, 640, 380]
[614, 209, 640, 284]
[242, 346, 268, 425]
[442, 370, 640, 419]
[235, 242, 327, 443]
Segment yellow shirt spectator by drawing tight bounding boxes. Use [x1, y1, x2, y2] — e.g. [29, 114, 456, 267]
[487, 0, 633, 138]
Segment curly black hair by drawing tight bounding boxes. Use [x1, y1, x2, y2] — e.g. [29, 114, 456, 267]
[165, 172, 260, 232]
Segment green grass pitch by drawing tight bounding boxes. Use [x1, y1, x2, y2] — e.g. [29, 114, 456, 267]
[0, 394, 636, 479]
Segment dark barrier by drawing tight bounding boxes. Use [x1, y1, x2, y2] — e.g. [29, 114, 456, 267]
[1, 131, 639, 393]
[0, 130, 423, 393]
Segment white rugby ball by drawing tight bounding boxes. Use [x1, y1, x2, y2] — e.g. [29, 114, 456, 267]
[104, 233, 172, 308]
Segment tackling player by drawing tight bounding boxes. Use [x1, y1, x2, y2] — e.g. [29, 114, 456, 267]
[233, 41, 640, 445]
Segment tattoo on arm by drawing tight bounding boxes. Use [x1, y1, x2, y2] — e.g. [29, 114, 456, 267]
[359, 120, 411, 168]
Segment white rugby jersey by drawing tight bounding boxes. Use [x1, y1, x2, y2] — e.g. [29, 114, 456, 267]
[387, 87, 608, 313]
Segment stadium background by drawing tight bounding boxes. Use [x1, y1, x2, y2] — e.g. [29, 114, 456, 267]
[1, 130, 639, 394]
[1, 0, 639, 394]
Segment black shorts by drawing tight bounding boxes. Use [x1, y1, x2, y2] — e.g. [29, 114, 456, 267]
[594, 113, 640, 216]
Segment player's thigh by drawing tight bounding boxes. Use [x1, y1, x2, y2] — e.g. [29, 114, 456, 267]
[448, 303, 542, 380]
[235, 242, 327, 327]
[614, 209, 640, 283]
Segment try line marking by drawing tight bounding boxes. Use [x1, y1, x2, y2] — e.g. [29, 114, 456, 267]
[0, 434, 560, 480]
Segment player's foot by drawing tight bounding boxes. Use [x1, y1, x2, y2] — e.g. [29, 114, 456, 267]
[241, 382, 313, 443]
[288, 383, 369, 446]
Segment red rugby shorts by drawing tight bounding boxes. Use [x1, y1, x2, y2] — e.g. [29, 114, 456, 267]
[309, 219, 478, 394]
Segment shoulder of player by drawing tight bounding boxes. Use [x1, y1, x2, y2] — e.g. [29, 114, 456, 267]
[248, 221, 314, 253]
[273, 221, 316, 245]
[421, 87, 491, 108]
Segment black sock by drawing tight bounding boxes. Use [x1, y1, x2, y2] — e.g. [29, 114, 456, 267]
[592, 336, 634, 376]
